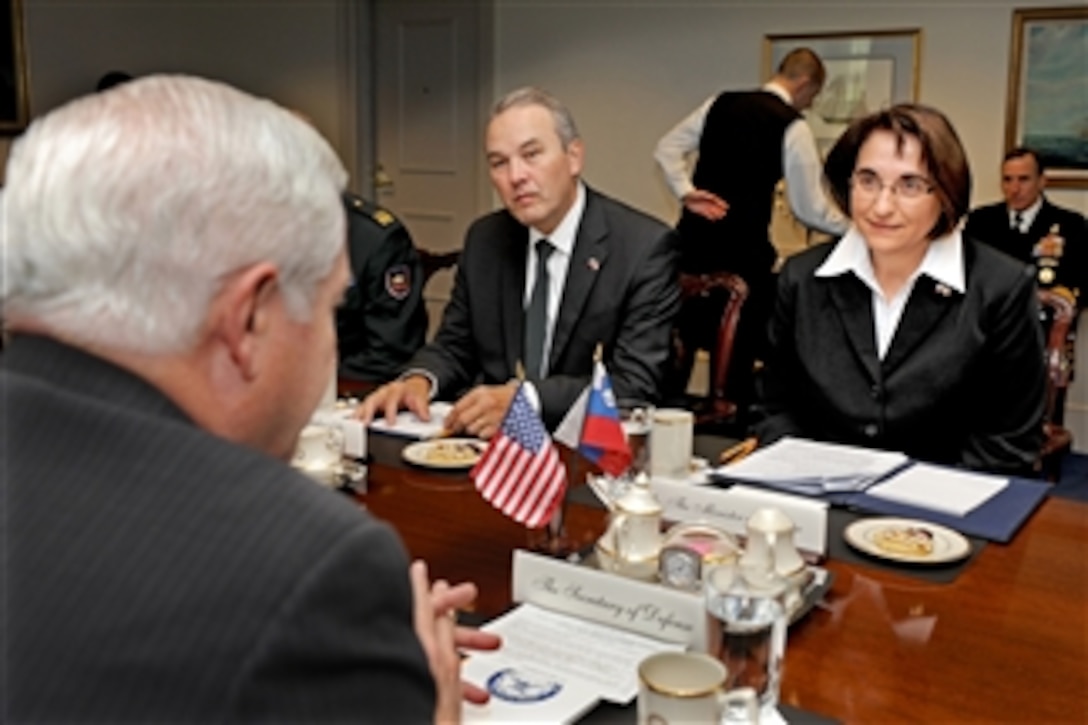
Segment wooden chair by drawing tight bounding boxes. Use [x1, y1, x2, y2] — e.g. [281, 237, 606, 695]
[1036, 289, 1076, 481]
[673, 272, 749, 427]
[417, 248, 461, 286]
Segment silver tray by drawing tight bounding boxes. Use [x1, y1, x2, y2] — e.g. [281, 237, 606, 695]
[574, 549, 832, 628]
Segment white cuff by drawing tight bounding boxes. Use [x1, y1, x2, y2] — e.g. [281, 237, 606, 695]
[520, 380, 541, 413]
[399, 368, 438, 400]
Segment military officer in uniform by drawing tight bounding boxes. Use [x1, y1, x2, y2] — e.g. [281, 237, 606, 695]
[964, 147, 1087, 308]
[337, 192, 428, 383]
[964, 147, 1087, 421]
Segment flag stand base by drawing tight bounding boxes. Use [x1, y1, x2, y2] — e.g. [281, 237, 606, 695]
[525, 506, 577, 558]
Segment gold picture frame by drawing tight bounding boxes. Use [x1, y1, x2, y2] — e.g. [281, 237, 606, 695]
[1005, 6, 1088, 188]
[763, 29, 921, 155]
[1, 0, 28, 134]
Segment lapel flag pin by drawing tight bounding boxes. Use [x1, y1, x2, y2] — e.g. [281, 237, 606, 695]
[935, 283, 952, 297]
[587, 257, 600, 271]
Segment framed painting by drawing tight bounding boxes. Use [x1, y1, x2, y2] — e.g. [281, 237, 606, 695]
[0, 0, 28, 134]
[763, 29, 921, 155]
[1005, 6, 1088, 188]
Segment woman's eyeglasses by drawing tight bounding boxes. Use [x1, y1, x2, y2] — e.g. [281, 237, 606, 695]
[850, 169, 935, 200]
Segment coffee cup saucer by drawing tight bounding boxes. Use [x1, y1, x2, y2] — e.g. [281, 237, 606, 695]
[296, 458, 367, 489]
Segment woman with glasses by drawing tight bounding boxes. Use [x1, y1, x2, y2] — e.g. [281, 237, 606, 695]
[753, 104, 1045, 475]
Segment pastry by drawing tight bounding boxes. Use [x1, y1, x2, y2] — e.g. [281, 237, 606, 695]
[423, 441, 481, 465]
[873, 525, 935, 557]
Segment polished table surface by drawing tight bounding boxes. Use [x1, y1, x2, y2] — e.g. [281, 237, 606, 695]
[356, 433, 1088, 723]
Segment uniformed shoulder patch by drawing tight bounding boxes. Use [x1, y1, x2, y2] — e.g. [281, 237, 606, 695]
[385, 264, 412, 300]
[372, 208, 396, 227]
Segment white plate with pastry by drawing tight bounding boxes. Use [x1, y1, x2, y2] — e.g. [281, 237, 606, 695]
[402, 438, 484, 470]
[844, 517, 971, 564]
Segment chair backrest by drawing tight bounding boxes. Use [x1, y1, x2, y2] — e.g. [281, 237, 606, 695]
[678, 271, 750, 402]
[1037, 288, 1076, 425]
[417, 248, 461, 286]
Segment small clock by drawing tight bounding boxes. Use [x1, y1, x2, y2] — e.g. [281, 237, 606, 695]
[658, 544, 703, 590]
[658, 522, 740, 589]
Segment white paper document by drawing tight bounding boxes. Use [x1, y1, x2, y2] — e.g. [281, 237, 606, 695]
[714, 437, 909, 493]
[366, 401, 452, 439]
[461, 654, 601, 724]
[466, 603, 682, 707]
[866, 463, 1008, 516]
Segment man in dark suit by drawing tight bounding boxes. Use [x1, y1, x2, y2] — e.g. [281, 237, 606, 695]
[963, 147, 1087, 306]
[338, 191, 427, 383]
[1, 75, 495, 721]
[360, 87, 680, 436]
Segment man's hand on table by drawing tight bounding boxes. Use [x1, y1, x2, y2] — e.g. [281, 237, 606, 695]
[355, 375, 432, 426]
[410, 560, 502, 724]
[443, 382, 518, 440]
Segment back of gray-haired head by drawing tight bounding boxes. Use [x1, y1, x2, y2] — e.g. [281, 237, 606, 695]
[1, 74, 348, 354]
[491, 86, 580, 148]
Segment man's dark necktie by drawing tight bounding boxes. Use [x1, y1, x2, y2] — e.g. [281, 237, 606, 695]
[523, 239, 554, 380]
[1012, 211, 1023, 232]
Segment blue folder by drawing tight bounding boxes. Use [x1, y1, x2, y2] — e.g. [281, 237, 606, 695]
[710, 465, 1051, 543]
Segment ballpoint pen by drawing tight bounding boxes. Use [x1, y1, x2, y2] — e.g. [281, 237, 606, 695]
[719, 437, 758, 465]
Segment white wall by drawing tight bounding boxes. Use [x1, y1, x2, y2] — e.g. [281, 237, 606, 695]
[493, 0, 1085, 218]
[9, 0, 359, 182]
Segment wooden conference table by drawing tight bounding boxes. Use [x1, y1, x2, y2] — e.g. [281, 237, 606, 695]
[354, 433, 1087, 723]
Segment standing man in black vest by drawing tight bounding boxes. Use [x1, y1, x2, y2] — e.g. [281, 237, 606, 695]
[655, 48, 848, 423]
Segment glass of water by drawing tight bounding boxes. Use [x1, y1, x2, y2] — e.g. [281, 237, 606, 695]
[704, 564, 788, 721]
[617, 398, 654, 478]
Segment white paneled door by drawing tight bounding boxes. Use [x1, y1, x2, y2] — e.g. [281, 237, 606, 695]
[374, 0, 488, 337]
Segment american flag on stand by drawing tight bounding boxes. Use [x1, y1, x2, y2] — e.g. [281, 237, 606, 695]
[470, 385, 568, 529]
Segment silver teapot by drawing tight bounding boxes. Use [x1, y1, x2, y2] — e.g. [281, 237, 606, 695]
[591, 472, 664, 579]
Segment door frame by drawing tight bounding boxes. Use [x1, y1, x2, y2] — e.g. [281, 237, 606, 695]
[343, 0, 495, 214]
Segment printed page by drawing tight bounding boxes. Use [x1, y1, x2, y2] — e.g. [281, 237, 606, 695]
[866, 463, 1009, 516]
[367, 401, 453, 438]
[468, 603, 683, 704]
[715, 436, 909, 487]
[461, 653, 601, 724]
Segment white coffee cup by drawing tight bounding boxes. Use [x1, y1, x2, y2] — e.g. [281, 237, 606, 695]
[650, 408, 694, 479]
[637, 651, 758, 724]
[292, 424, 345, 473]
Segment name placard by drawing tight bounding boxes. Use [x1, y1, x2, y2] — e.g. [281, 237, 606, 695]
[512, 550, 706, 649]
[650, 480, 829, 556]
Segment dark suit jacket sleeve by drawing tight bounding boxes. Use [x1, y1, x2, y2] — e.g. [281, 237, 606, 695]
[961, 207, 992, 247]
[535, 227, 681, 424]
[232, 522, 435, 721]
[359, 228, 427, 379]
[960, 266, 1046, 472]
[753, 258, 807, 444]
[409, 242, 480, 396]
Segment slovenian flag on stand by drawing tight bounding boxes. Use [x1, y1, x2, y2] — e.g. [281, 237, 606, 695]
[470, 384, 568, 529]
[554, 359, 632, 476]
